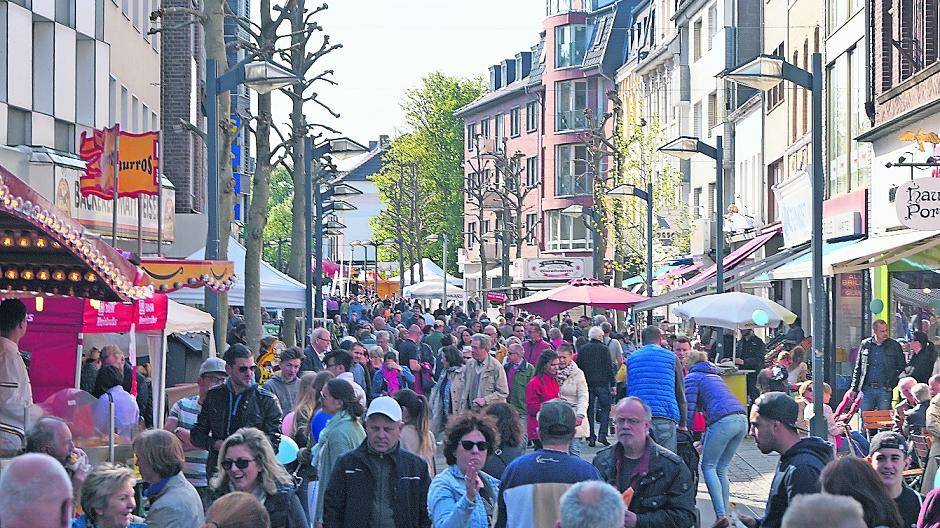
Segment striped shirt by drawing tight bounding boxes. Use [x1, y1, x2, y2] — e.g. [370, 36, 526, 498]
[168, 395, 208, 488]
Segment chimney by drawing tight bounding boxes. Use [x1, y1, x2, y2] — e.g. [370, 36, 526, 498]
[378, 135, 390, 147]
[502, 58, 517, 85]
[515, 51, 533, 79]
[488, 64, 503, 91]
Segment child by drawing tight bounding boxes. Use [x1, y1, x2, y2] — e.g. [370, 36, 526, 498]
[757, 351, 791, 394]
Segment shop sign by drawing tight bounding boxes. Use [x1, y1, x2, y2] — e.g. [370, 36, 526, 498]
[485, 291, 508, 304]
[839, 273, 862, 298]
[523, 258, 586, 281]
[772, 170, 812, 247]
[896, 178, 940, 230]
[54, 166, 175, 242]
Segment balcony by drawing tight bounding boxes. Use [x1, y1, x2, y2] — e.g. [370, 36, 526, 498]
[555, 110, 590, 132]
[547, 0, 597, 15]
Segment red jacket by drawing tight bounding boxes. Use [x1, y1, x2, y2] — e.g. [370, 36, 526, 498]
[525, 373, 560, 440]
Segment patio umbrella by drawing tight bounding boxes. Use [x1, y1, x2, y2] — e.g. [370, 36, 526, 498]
[510, 278, 647, 319]
[674, 292, 797, 330]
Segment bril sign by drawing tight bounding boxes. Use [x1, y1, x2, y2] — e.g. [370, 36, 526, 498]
[896, 178, 940, 230]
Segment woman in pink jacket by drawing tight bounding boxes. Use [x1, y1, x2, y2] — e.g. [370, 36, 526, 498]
[525, 350, 560, 449]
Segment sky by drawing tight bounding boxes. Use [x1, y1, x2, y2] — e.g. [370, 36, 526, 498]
[271, 0, 547, 144]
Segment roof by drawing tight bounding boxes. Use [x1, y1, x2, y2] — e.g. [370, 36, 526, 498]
[583, 12, 615, 69]
[454, 78, 532, 117]
[338, 148, 386, 182]
[526, 36, 547, 87]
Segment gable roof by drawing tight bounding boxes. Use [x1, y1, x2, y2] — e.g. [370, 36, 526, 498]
[338, 147, 385, 182]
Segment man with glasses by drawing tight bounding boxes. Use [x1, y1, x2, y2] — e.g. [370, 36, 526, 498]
[302, 327, 332, 372]
[163, 357, 226, 504]
[192, 344, 282, 480]
[456, 334, 509, 415]
[593, 397, 696, 528]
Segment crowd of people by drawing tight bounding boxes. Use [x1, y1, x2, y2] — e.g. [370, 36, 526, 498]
[7, 294, 940, 528]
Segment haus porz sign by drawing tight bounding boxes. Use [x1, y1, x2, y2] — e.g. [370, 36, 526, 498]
[896, 178, 940, 230]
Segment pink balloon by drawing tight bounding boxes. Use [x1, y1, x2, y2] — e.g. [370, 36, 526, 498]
[281, 412, 295, 436]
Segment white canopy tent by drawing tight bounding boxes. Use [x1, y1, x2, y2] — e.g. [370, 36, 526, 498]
[169, 237, 306, 309]
[388, 258, 462, 287]
[402, 279, 466, 300]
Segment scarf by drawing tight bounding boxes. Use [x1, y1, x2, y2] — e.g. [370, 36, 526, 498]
[556, 362, 577, 385]
[382, 366, 401, 395]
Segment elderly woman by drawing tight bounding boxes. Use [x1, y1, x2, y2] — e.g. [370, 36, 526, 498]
[210, 427, 306, 528]
[132, 429, 204, 528]
[72, 463, 146, 528]
[428, 413, 501, 528]
[313, 378, 367, 525]
[555, 343, 590, 457]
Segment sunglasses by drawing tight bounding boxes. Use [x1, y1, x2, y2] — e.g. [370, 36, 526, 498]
[221, 458, 255, 470]
[237, 365, 258, 373]
[460, 440, 489, 452]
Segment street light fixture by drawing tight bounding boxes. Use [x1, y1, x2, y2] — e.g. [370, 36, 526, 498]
[607, 182, 654, 325]
[324, 220, 347, 230]
[560, 204, 588, 217]
[205, 56, 301, 349]
[722, 51, 824, 439]
[426, 234, 449, 311]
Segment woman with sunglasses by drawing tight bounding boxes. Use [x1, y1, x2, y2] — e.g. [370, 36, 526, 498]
[312, 378, 367, 526]
[428, 413, 501, 528]
[210, 427, 306, 528]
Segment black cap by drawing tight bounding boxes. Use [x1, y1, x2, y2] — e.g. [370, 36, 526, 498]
[870, 431, 908, 454]
[753, 392, 805, 431]
[537, 399, 576, 437]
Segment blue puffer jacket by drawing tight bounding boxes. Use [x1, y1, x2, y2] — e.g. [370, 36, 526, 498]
[627, 344, 680, 422]
[684, 361, 746, 428]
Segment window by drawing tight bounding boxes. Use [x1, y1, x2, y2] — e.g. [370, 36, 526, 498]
[467, 123, 477, 151]
[132, 96, 140, 132]
[555, 24, 589, 68]
[7, 107, 31, 146]
[707, 5, 718, 50]
[707, 91, 718, 132]
[494, 113, 504, 150]
[767, 159, 782, 222]
[510, 107, 521, 137]
[707, 182, 716, 216]
[142, 104, 150, 130]
[555, 144, 590, 196]
[122, 0, 128, 16]
[546, 210, 593, 250]
[526, 101, 539, 131]
[32, 21, 54, 115]
[481, 220, 490, 237]
[556, 79, 591, 131]
[828, 48, 873, 197]
[54, 120, 75, 153]
[480, 118, 490, 139]
[466, 222, 477, 247]
[693, 101, 703, 138]
[766, 43, 785, 109]
[693, 187, 702, 218]
[525, 213, 538, 244]
[693, 18, 703, 60]
[526, 156, 539, 187]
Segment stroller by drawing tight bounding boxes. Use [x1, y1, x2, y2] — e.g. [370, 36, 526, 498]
[832, 390, 871, 457]
[676, 428, 701, 490]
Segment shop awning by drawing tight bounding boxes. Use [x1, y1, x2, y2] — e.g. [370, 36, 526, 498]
[139, 258, 235, 293]
[634, 242, 805, 311]
[768, 239, 863, 280]
[0, 167, 152, 302]
[623, 264, 683, 287]
[682, 229, 780, 289]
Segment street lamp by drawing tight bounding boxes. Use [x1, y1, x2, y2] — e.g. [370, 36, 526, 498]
[722, 52, 824, 438]
[607, 182, 654, 325]
[658, 136, 724, 294]
[427, 234, 449, 312]
[205, 56, 301, 349]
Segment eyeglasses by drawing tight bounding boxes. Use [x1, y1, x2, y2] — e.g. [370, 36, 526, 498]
[614, 417, 646, 427]
[460, 440, 489, 452]
[237, 365, 258, 373]
[221, 458, 255, 470]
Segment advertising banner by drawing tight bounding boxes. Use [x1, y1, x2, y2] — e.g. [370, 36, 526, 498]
[79, 127, 160, 199]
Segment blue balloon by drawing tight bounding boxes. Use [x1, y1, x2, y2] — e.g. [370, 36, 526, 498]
[276, 435, 299, 465]
[869, 299, 885, 314]
[752, 309, 770, 326]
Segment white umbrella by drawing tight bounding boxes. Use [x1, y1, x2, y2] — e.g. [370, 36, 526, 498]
[402, 279, 466, 300]
[674, 292, 797, 330]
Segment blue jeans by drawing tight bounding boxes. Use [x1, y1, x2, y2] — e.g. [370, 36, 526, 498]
[861, 386, 892, 412]
[701, 413, 748, 517]
[568, 438, 583, 458]
[651, 417, 678, 454]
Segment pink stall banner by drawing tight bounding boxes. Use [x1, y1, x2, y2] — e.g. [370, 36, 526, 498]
[20, 297, 85, 402]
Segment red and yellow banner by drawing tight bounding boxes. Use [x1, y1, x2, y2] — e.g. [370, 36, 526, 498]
[79, 126, 160, 199]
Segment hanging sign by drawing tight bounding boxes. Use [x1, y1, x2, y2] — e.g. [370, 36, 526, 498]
[896, 178, 940, 230]
[485, 291, 508, 304]
[79, 127, 160, 199]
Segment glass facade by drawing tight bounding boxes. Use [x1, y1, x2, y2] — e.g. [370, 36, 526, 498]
[555, 144, 590, 196]
[555, 25, 589, 68]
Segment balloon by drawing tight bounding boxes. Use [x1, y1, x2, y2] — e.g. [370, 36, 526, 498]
[276, 435, 299, 464]
[869, 299, 885, 314]
[752, 309, 770, 326]
[281, 412, 295, 436]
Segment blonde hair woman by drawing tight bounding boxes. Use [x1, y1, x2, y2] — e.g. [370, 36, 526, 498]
[203, 491, 270, 528]
[72, 463, 145, 528]
[210, 428, 306, 528]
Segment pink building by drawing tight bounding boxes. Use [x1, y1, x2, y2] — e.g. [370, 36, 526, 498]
[455, 0, 628, 299]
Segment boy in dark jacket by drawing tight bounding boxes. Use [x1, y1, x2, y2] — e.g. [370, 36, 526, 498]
[740, 392, 834, 528]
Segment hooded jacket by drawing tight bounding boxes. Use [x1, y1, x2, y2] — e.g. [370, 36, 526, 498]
[683, 361, 746, 428]
[760, 436, 834, 528]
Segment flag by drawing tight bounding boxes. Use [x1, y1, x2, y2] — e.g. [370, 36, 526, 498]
[79, 126, 160, 199]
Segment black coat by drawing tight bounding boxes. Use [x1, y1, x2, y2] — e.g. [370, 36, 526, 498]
[906, 345, 938, 383]
[323, 441, 431, 528]
[211, 486, 307, 528]
[576, 339, 616, 387]
[301, 346, 326, 372]
[191, 382, 282, 479]
[851, 337, 905, 392]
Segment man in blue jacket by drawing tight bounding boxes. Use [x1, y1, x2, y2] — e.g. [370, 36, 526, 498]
[625, 326, 687, 453]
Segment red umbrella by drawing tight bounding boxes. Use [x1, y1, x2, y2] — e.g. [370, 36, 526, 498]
[510, 278, 647, 319]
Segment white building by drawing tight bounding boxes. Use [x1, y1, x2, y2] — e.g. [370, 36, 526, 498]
[332, 136, 389, 263]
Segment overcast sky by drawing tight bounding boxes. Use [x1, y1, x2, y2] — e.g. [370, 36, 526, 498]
[270, 0, 547, 143]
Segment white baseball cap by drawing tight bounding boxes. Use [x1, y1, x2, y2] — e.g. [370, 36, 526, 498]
[366, 396, 402, 422]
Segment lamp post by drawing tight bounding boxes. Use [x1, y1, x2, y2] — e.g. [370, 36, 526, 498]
[426, 234, 449, 311]
[205, 57, 300, 349]
[722, 53, 825, 438]
[607, 181, 654, 325]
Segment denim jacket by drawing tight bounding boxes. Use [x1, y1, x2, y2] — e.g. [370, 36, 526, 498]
[427, 464, 500, 528]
